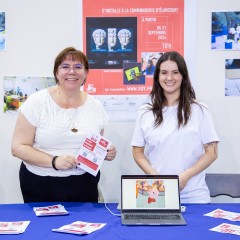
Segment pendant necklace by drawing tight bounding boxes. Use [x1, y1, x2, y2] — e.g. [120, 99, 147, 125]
[71, 126, 78, 133]
[71, 110, 79, 133]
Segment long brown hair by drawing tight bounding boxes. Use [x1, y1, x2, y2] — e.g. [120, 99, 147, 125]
[149, 51, 196, 128]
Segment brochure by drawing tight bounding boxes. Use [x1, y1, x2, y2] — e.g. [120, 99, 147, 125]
[52, 221, 106, 235]
[204, 208, 240, 221]
[77, 132, 112, 176]
[33, 204, 69, 216]
[0, 221, 30, 234]
[210, 223, 240, 236]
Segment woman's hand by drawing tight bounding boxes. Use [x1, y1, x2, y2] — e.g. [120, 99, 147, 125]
[105, 145, 117, 161]
[53, 155, 78, 170]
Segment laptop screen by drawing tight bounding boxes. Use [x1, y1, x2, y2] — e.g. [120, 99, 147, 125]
[121, 175, 180, 210]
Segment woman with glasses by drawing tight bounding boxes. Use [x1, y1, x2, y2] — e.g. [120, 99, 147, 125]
[131, 51, 219, 204]
[11, 47, 117, 203]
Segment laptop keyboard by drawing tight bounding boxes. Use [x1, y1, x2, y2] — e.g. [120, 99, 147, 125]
[125, 214, 181, 220]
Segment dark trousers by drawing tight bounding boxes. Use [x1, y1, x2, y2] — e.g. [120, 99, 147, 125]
[19, 162, 100, 203]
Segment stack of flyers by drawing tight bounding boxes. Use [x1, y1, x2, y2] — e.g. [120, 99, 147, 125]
[52, 221, 106, 235]
[210, 223, 240, 236]
[0, 221, 30, 234]
[204, 209, 240, 221]
[76, 132, 112, 176]
[33, 204, 69, 216]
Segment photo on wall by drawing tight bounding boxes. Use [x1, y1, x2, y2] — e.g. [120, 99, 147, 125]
[211, 11, 240, 50]
[141, 52, 163, 76]
[225, 59, 240, 96]
[0, 12, 5, 51]
[4, 76, 55, 113]
[123, 62, 145, 85]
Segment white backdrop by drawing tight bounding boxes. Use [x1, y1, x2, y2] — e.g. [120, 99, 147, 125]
[0, 0, 239, 204]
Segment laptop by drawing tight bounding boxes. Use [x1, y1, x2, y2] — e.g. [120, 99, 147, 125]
[121, 175, 187, 225]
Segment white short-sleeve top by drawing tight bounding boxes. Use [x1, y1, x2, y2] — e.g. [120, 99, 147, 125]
[20, 88, 109, 177]
[131, 102, 219, 203]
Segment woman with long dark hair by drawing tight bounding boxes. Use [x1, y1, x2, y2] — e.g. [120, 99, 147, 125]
[131, 51, 219, 203]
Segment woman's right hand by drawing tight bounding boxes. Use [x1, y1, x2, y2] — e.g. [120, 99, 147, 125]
[53, 155, 78, 170]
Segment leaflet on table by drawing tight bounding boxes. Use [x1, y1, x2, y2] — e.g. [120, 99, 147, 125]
[210, 223, 240, 236]
[204, 208, 240, 221]
[76, 132, 112, 176]
[52, 221, 106, 235]
[0, 221, 30, 234]
[33, 204, 68, 216]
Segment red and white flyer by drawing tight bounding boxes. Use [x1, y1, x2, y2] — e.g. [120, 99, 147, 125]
[76, 132, 112, 176]
[210, 223, 240, 236]
[33, 204, 69, 217]
[52, 221, 106, 235]
[0, 221, 30, 234]
[204, 208, 240, 221]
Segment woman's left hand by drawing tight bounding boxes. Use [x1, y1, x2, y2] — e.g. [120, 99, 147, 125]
[105, 145, 117, 161]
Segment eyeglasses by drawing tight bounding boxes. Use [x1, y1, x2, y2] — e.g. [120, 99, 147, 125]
[59, 64, 85, 73]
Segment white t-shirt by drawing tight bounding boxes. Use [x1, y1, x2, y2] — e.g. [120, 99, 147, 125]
[20, 89, 109, 177]
[131, 102, 219, 203]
